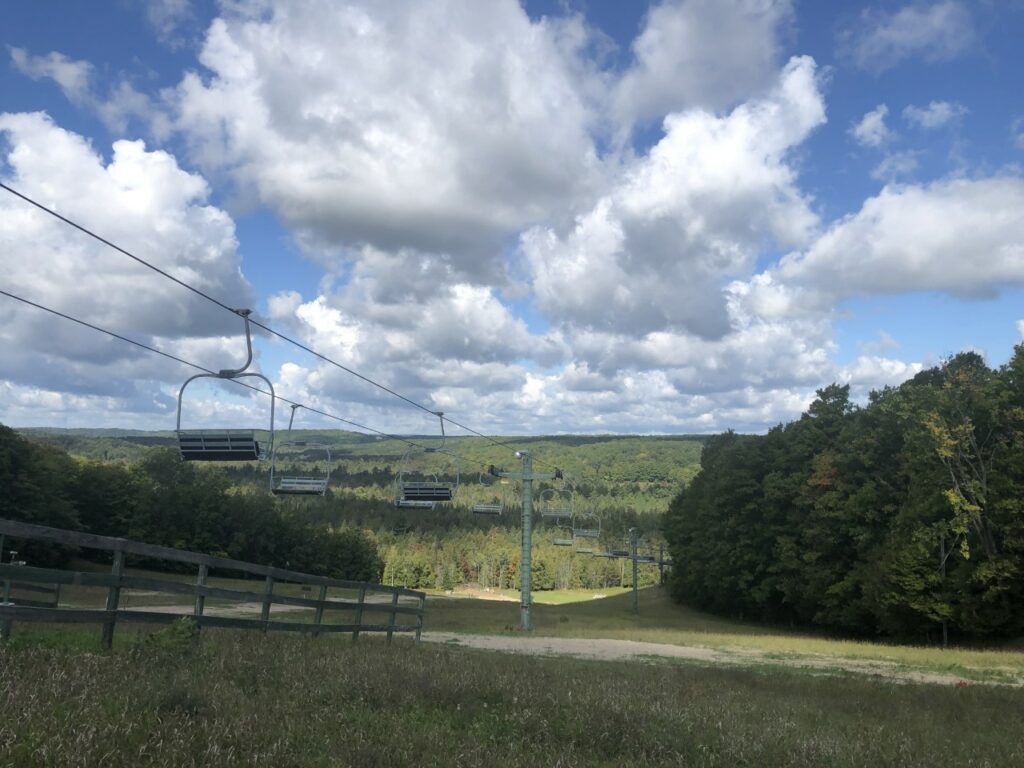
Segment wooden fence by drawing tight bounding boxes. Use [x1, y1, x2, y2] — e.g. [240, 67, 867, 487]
[0, 518, 426, 648]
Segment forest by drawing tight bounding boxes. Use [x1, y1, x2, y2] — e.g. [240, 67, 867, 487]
[0, 426, 673, 591]
[665, 347, 1024, 641]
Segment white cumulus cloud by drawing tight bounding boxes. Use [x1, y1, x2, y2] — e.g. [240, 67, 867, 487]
[851, 104, 894, 147]
[841, 1, 976, 74]
[524, 55, 825, 339]
[903, 100, 967, 129]
[9, 48, 93, 104]
[0, 112, 257, 416]
[171, 0, 603, 270]
[778, 177, 1024, 299]
[612, 0, 794, 129]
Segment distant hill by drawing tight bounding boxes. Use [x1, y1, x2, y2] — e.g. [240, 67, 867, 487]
[17, 428, 707, 514]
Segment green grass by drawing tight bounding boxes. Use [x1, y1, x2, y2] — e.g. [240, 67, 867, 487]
[2, 628, 1023, 767]
[423, 587, 1024, 684]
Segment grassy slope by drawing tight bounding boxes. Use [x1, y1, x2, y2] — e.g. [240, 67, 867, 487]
[2, 630, 1023, 767]
[423, 588, 1024, 684]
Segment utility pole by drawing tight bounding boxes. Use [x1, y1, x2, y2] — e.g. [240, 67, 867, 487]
[630, 528, 639, 615]
[494, 451, 560, 631]
[658, 542, 665, 585]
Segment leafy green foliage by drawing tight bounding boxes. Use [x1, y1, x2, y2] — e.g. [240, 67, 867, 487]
[0, 427, 381, 581]
[665, 347, 1024, 640]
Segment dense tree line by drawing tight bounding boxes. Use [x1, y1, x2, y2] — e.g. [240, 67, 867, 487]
[377, 528, 663, 591]
[1, 425, 663, 590]
[665, 348, 1024, 640]
[0, 426, 381, 581]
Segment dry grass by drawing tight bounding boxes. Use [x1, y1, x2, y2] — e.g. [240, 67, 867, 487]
[2, 626, 1023, 767]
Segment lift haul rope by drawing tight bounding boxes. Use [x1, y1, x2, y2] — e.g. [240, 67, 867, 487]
[4, 179, 532, 456]
[0, 288, 484, 468]
[0, 181, 593, 482]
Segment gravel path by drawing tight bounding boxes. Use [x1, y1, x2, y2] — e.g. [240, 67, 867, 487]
[420, 632, 1004, 687]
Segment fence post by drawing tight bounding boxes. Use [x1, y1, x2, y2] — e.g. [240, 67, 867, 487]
[312, 584, 327, 638]
[386, 590, 399, 644]
[101, 549, 125, 649]
[415, 594, 426, 645]
[0, 572, 11, 643]
[352, 585, 367, 641]
[194, 563, 208, 628]
[261, 576, 274, 631]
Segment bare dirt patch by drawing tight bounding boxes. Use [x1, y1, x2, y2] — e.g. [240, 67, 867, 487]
[421, 632, 1019, 688]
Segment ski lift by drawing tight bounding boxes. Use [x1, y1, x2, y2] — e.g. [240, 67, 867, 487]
[572, 512, 600, 540]
[548, 505, 574, 547]
[539, 486, 574, 521]
[472, 472, 505, 515]
[176, 309, 274, 462]
[270, 405, 331, 496]
[394, 412, 460, 507]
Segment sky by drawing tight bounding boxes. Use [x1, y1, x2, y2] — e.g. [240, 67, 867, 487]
[2, 0, 1024, 437]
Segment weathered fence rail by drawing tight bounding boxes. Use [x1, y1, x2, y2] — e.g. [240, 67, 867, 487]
[0, 518, 426, 647]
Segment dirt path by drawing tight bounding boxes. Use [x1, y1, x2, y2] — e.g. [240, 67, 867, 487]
[420, 632, 1010, 687]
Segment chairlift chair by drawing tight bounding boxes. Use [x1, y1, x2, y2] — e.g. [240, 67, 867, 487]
[176, 309, 274, 463]
[472, 472, 504, 515]
[394, 412, 459, 507]
[271, 405, 331, 496]
[538, 486, 574, 521]
[572, 512, 600, 540]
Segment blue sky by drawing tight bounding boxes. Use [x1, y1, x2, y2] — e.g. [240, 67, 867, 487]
[2, 1, 1024, 435]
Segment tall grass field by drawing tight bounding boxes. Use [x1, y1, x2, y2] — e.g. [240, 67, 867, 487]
[2, 624, 1023, 768]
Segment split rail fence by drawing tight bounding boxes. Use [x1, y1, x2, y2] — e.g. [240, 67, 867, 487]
[0, 518, 426, 648]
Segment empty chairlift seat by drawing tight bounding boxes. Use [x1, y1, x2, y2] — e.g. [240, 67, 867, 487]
[396, 499, 437, 510]
[394, 412, 460, 508]
[176, 309, 275, 467]
[273, 475, 329, 496]
[572, 512, 601, 540]
[400, 481, 454, 502]
[178, 430, 263, 461]
[539, 486, 574, 521]
[472, 472, 506, 515]
[271, 406, 331, 497]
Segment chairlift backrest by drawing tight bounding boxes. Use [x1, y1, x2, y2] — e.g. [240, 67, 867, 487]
[176, 309, 275, 465]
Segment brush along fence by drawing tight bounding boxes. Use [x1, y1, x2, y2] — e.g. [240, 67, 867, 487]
[0, 518, 425, 648]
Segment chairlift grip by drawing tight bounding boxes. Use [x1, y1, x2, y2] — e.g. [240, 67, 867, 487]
[217, 309, 254, 378]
